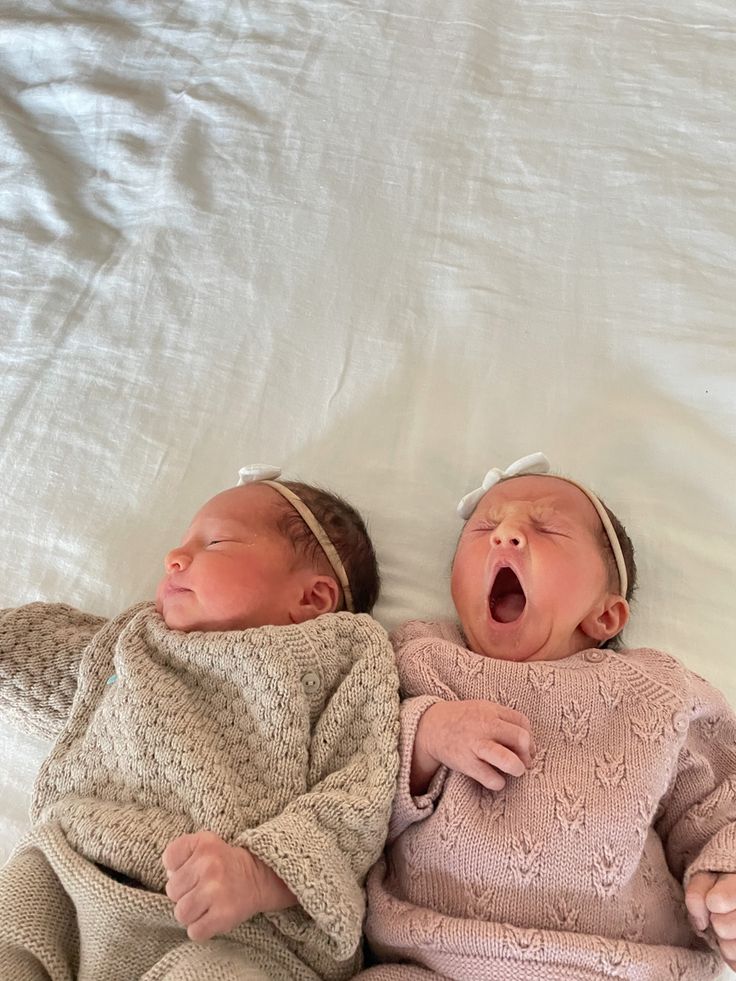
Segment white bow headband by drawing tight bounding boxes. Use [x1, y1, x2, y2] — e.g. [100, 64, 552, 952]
[457, 452, 628, 598]
[236, 465, 354, 613]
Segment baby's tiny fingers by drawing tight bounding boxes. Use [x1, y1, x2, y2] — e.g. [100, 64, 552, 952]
[711, 911, 736, 942]
[174, 888, 210, 929]
[705, 873, 736, 915]
[483, 720, 533, 767]
[461, 756, 506, 791]
[187, 910, 220, 944]
[476, 740, 526, 778]
[162, 833, 198, 875]
[495, 706, 532, 733]
[685, 871, 718, 932]
[165, 863, 200, 903]
[715, 938, 736, 967]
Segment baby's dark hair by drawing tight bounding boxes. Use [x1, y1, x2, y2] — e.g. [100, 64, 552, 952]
[274, 481, 380, 614]
[598, 501, 637, 650]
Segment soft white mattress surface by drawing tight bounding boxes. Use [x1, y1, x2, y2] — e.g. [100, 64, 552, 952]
[1, 1, 734, 969]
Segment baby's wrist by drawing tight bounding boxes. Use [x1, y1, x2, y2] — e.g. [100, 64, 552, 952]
[411, 704, 442, 795]
[242, 848, 296, 915]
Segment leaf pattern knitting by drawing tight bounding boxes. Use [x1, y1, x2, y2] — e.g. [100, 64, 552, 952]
[667, 956, 688, 980]
[700, 715, 723, 742]
[438, 794, 461, 852]
[527, 664, 555, 694]
[527, 745, 548, 779]
[598, 677, 623, 711]
[623, 902, 645, 942]
[591, 843, 625, 898]
[496, 685, 520, 713]
[408, 915, 445, 949]
[594, 751, 626, 790]
[505, 926, 544, 960]
[402, 830, 423, 885]
[596, 939, 629, 977]
[468, 879, 496, 919]
[640, 852, 656, 888]
[635, 794, 655, 843]
[453, 648, 485, 684]
[509, 831, 543, 884]
[554, 785, 586, 833]
[477, 783, 506, 824]
[560, 700, 590, 743]
[631, 712, 666, 743]
[550, 896, 580, 931]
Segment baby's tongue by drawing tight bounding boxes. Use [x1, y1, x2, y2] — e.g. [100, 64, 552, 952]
[494, 593, 526, 623]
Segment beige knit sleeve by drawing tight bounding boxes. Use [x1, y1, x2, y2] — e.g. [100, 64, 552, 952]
[656, 675, 736, 887]
[235, 632, 400, 961]
[0, 602, 107, 739]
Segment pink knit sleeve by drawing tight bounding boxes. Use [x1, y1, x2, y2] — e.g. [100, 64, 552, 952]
[388, 694, 449, 843]
[655, 676, 736, 887]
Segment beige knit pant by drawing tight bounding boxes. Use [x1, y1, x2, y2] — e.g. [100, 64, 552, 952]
[0, 824, 323, 981]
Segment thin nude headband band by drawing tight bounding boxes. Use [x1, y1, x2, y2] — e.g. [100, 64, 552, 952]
[236, 465, 355, 613]
[456, 452, 628, 599]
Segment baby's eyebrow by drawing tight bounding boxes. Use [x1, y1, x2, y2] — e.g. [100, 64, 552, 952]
[530, 505, 566, 521]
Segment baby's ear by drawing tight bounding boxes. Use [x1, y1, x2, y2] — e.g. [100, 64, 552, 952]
[289, 576, 341, 623]
[581, 595, 630, 643]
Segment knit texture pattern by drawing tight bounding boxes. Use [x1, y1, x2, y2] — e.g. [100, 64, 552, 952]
[365, 619, 736, 980]
[0, 821, 337, 980]
[0, 602, 400, 971]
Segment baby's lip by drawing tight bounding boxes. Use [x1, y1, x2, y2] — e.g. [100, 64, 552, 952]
[163, 579, 191, 597]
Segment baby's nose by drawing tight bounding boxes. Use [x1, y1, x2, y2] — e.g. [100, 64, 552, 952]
[165, 547, 191, 572]
[491, 524, 527, 549]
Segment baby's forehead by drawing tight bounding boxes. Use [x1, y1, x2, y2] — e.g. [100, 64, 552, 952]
[190, 485, 283, 531]
[478, 475, 600, 529]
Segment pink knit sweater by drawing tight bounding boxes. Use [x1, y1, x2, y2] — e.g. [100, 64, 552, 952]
[365, 619, 736, 981]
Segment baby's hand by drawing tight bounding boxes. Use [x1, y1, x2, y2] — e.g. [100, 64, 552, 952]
[414, 699, 535, 795]
[162, 831, 269, 942]
[685, 870, 736, 969]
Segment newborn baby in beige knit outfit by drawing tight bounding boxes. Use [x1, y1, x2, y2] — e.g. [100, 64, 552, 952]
[0, 469, 399, 981]
[364, 454, 736, 981]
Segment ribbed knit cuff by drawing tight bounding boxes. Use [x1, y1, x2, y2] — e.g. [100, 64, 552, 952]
[236, 813, 364, 960]
[389, 695, 448, 842]
[683, 823, 736, 883]
[683, 824, 736, 953]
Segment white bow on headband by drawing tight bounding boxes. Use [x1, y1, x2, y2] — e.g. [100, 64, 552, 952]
[457, 452, 551, 520]
[237, 464, 282, 485]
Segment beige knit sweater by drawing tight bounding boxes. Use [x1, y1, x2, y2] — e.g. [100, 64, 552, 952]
[0, 602, 400, 969]
[365, 619, 736, 980]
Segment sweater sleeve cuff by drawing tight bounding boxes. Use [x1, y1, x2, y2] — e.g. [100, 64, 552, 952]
[683, 823, 736, 882]
[389, 695, 448, 842]
[682, 825, 736, 954]
[235, 813, 364, 960]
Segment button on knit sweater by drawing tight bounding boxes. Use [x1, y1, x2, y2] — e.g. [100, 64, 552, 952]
[0, 602, 400, 975]
[365, 619, 736, 981]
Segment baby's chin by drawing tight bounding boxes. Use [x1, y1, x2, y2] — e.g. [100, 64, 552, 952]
[462, 611, 548, 662]
[158, 604, 279, 633]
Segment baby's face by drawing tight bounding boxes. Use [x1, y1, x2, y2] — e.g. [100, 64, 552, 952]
[451, 475, 627, 662]
[155, 485, 334, 632]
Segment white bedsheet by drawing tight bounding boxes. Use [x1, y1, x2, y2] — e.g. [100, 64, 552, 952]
[1, 0, 734, 971]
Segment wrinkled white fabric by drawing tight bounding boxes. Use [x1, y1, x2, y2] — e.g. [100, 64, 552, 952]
[1, 7, 734, 975]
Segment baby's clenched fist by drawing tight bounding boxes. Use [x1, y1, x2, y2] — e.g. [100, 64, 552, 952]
[162, 830, 290, 943]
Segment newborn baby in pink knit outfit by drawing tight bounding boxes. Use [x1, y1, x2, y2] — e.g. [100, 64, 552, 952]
[364, 454, 736, 981]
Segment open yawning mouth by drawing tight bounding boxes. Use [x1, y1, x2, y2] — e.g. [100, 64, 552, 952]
[488, 566, 527, 624]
